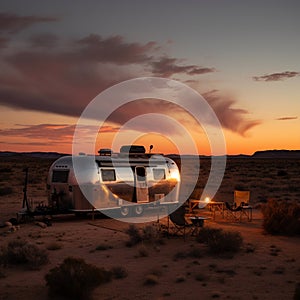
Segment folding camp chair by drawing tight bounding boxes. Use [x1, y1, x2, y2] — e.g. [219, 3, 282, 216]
[234, 190, 252, 221]
[168, 205, 194, 240]
[225, 201, 243, 221]
[225, 190, 252, 221]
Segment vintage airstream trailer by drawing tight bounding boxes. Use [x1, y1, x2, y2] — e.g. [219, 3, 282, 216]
[46, 145, 180, 217]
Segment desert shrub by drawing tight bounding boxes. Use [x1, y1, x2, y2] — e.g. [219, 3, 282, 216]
[142, 225, 164, 245]
[111, 266, 128, 279]
[125, 224, 143, 247]
[188, 248, 203, 258]
[95, 243, 112, 251]
[197, 227, 243, 254]
[144, 274, 159, 285]
[45, 257, 112, 299]
[46, 242, 62, 251]
[294, 283, 300, 300]
[0, 187, 13, 196]
[0, 167, 12, 173]
[277, 170, 288, 177]
[137, 245, 149, 257]
[125, 224, 162, 247]
[0, 239, 48, 270]
[0, 267, 6, 278]
[262, 199, 300, 235]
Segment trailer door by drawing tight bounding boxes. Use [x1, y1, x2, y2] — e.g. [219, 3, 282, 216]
[135, 166, 149, 203]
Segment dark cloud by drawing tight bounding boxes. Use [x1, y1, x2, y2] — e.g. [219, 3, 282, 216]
[151, 57, 215, 77]
[253, 71, 299, 82]
[76, 34, 158, 64]
[29, 33, 59, 48]
[276, 116, 298, 121]
[0, 124, 75, 141]
[0, 36, 9, 48]
[0, 124, 122, 145]
[0, 12, 58, 34]
[202, 90, 261, 136]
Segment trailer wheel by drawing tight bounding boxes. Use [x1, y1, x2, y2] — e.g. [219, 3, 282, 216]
[133, 205, 144, 216]
[120, 206, 131, 217]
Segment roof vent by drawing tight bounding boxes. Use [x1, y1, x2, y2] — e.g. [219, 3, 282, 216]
[98, 149, 112, 156]
[120, 145, 145, 154]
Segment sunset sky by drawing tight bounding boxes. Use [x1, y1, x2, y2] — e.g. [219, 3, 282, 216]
[0, 0, 299, 155]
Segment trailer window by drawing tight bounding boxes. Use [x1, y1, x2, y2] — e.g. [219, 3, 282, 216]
[153, 168, 165, 180]
[52, 170, 69, 183]
[101, 169, 116, 181]
[136, 167, 146, 181]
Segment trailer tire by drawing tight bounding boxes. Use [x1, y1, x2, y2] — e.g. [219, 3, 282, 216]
[133, 205, 144, 216]
[120, 206, 131, 217]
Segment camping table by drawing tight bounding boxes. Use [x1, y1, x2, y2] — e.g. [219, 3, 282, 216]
[188, 200, 202, 213]
[189, 216, 207, 236]
[207, 201, 225, 220]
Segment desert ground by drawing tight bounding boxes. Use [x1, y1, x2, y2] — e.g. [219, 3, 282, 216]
[0, 155, 300, 300]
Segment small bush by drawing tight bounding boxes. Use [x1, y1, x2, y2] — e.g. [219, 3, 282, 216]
[188, 248, 203, 258]
[137, 245, 149, 257]
[175, 275, 186, 283]
[144, 274, 159, 285]
[95, 243, 112, 251]
[262, 199, 300, 235]
[111, 266, 128, 279]
[294, 283, 300, 300]
[0, 239, 48, 270]
[197, 227, 243, 254]
[0, 187, 13, 196]
[125, 224, 162, 247]
[173, 251, 187, 261]
[195, 273, 207, 282]
[46, 242, 62, 251]
[125, 225, 142, 247]
[277, 170, 288, 177]
[142, 225, 159, 243]
[45, 257, 112, 299]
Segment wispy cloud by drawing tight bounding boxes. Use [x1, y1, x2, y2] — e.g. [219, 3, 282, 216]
[202, 90, 261, 136]
[0, 12, 58, 34]
[0, 124, 75, 141]
[76, 34, 158, 65]
[276, 116, 298, 121]
[151, 56, 215, 77]
[253, 71, 299, 82]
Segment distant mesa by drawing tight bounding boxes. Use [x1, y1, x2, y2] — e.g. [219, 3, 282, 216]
[0, 151, 67, 159]
[0, 149, 300, 159]
[252, 150, 300, 159]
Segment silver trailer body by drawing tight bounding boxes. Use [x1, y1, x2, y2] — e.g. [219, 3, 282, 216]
[47, 151, 180, 216]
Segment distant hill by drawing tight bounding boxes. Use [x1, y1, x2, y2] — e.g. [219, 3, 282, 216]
[1, 150, 300, 159]
[252, 150, 300, 159]
[0, 151, 68, 159]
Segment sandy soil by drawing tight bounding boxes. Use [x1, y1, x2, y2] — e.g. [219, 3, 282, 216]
[0, 209, 299, 300]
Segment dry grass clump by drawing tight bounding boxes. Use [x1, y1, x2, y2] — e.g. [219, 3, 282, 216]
[197, 227, 243, 255]
[144, 269, 162, 285]
[125, 224, 162, 247]
[262, 199, 300, 235]
[0, 187, 13, 196]
[46, 242, 63, 251]
[144, 274, 159, 285]
[45, 257, 112, 299]
[95, 243, 112, 251]
[110, 266, 128, 279]
[173, 248, 203, 261]
[0, 239, 48, 270]
[294, 283, 300, 300]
